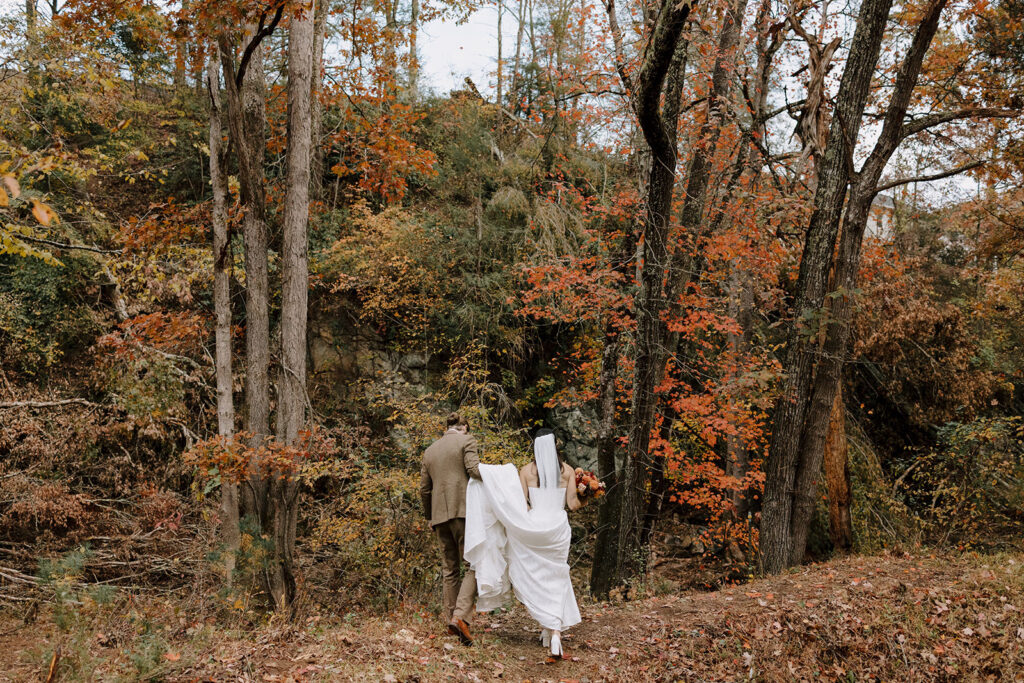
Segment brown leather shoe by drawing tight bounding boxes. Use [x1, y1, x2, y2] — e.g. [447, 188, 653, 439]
[447, 618, 473, 645]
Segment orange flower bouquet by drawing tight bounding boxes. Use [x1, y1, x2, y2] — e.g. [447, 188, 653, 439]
[574, 467, 606, 503]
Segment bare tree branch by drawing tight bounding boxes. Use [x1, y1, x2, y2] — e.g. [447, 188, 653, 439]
[874, 159, 985, 194]
[232, 2, 286, 88]
[899, 107, 1019, 140]
[861, 0, 948, 180]
[15, 234, 122, 254]
[603, 0, 633, 93]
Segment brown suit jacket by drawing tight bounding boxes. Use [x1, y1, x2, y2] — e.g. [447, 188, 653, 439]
[420, 430, 481, 527]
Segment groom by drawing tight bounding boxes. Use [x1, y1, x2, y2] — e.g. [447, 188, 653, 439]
[420, 412, 480, 645]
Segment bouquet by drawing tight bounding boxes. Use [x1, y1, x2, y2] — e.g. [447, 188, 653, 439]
[574, 467, 606, 502]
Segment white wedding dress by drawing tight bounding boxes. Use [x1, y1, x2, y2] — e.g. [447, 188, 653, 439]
[464, 435, 581, 633]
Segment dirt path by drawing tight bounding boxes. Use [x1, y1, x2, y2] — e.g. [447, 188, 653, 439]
[3, 551, 1023, 681]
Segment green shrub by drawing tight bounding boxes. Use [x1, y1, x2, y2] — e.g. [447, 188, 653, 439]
[309, 463, 436, 611]
[0, 253, 103, 377]
[901, 417, 1024, 548]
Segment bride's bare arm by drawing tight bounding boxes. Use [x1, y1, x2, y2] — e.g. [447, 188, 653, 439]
[519, 462, 536, 507]
[563, 464, 581, 511]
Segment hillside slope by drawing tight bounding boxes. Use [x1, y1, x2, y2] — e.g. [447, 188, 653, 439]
[2, 551, 1022, 681]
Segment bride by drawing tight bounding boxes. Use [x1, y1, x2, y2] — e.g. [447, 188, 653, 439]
[464, 429, 581, 658]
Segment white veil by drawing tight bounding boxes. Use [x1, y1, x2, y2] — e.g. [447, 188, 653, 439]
[533, 433, 561, 489]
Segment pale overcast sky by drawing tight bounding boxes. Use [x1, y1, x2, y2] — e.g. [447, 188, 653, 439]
[417, 6, 509, 97]
[0, 0, 508, 97]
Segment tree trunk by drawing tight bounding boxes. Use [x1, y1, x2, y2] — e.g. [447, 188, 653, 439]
[409, 0, 420, 99]
[496, 0, 503, 106]
[311, 0, 328, 197]
[760, 0, 894, 574]
[613, 0, 695, 586]
[207, 56, 240, 591]
[219, 20, 274, 576]
[616, 144, 675, 583]
[824, 382, 852, 551]
[589, 321, 622, 598]
[779, 0, 948, 570]
[267, 0, 316, 613]
[726, 269, 754, 520]
[510, 0, 525, 111]
[659, 0, 746, 324]
[640, 413, 675, 548]
[174, 0, 188, 89]
[25, 0, 36, 43]
[677, 0, 746, 241]
[785, 192, 872, 565]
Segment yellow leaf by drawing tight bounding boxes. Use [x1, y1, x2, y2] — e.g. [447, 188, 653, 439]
[0, 188, 7, 207]
[2, 176, 20, 198]
[31, 200, 58, 226]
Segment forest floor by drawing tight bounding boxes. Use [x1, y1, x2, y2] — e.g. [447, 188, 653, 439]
[2, 550, 1023, 681]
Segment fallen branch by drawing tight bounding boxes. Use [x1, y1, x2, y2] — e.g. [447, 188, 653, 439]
[44, 644, 60, 683]
[0, 566, 40, 585]
[0, 398, 104, 410]
[16, 234, 123, 255]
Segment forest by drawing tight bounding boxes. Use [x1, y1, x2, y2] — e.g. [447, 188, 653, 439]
[1, 0, 1023, 679]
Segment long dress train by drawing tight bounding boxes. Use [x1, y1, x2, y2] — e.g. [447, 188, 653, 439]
[464, 455, 580, 631]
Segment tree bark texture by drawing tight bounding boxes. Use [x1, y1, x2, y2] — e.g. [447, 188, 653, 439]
[207, 56, 240, 590]
[761, 0, 895, 574]
[824, 382, 852, 550]
[589, 320, 623, 598]
[762, 0, 949, 573]
[611, 0, 696, 587]
[409, 0, 420, 98]
[311, 0, 328, 196]
[265, 0, 317, 612]
[726, 269, 754, 520]
[218, 15, 278, 604]
[786, 0, 948, 567]
[218, 28, 271, 451]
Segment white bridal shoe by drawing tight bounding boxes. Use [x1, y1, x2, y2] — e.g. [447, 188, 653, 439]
[539, 628, 551, 647]
[550, 631, 563, 657]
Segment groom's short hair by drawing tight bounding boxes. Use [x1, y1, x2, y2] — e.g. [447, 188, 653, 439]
[446, 412, 468, 429]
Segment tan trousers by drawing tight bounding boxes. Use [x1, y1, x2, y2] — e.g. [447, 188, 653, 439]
[434, 517, 476, 623]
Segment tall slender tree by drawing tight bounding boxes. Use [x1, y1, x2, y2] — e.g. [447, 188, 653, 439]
[269, 0, 317, 610]
[599, 0, 697, 589]
[206, 55, 239, 587]
[781, 0, 1017, 569]
[217, 3, 282, 603]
